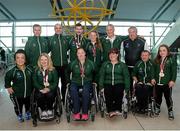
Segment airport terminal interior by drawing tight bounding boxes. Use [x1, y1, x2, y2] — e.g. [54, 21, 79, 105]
[0, 0, 180, 130]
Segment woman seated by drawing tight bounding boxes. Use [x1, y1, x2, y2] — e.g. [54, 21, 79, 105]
[33, 53, 58, 119]
[99, 48, 130, 117]
[67, 48, 95, 121]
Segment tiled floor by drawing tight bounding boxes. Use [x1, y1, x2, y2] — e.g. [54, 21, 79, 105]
[0, 75, 180, 130]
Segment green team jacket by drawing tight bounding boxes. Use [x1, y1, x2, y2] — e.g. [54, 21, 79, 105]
[67, 59, 95, 86]
[100, 35, 127, 61]
[49, 34, 69, 66]
[5, 65, 33, 97]
[132, 60, 155, 83]
[99, 61, 130, 92]
[66, 35, 88, 62]
[85, 42, 103, 70]
[25, 36, 49, 67]
[33, 68, 58, 91]
[154, 56, 177, 85]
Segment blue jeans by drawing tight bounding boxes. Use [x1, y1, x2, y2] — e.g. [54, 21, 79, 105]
[70, 82, 92, 114]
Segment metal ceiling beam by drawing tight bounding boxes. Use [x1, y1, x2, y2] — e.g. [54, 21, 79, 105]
[110, 0, 120, 19]
[49, 0, 65, 16]
[0, 8, 11, 20]
[0, 2, 16, 20]
[151, 0, 169, 21]
[105, 0, 113, 19]
[155, 0, 176, 21]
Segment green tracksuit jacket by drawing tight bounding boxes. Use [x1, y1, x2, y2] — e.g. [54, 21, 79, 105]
[154, 56, 177, 85]
[25, 36, 49, 67]
[132, 60, 155, 83]
[99, 61, 130, 92]
[67, 59, 95, 86]
[100, 35, 127, 61]
[66, 35, 88, 62]
[49, 34, 69, 66]
[33, 68, 58, 91]
[5, 65, 33, 97]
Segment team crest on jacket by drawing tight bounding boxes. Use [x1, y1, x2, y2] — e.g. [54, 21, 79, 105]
[54, 41, 56, 44]
[125, 43, 129, 48]
[33, 44, 36, 47]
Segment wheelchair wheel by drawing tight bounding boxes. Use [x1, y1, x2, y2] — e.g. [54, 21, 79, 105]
[65, 85, 71, 123]
[56, 88, 63, 120]
[90, 104, 96, 121]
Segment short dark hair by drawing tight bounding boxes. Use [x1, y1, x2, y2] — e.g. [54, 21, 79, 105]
[14, 49, 27, 60]
[108, 48, 119, 56]
[75, 23, 83, 28]
[141, 50, 150, 55]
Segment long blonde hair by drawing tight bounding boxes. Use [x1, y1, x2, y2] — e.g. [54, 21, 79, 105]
[37, 53, 54, 71]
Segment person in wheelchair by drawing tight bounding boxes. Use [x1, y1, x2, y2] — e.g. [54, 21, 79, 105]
[99, 48, 130, 118]
[66, 48, 95, 121]
[33, 53, 58, 119]
[132, 50, 156, 113]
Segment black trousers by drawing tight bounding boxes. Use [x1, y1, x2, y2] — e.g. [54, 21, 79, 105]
[104, 84, 124, 113]
[10, 95, 30, 116]
[128, 67, 134, 97]
[35, 90, 56, 111]
[135, 84, 153, 110]
[54, 65, 67, 103]
[155, 84, 173, 112]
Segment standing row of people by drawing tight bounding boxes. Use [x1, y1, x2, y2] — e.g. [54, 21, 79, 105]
[4, 22, 177, 122]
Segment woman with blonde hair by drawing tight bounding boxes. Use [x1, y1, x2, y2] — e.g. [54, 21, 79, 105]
[33, 53, 58, 119]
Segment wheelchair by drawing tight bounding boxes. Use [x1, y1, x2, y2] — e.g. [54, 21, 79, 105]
[65, 83, 98, 123]
[131, 82, 156, 117]
[30, 87, 63, 127]
[98, 89, 128, 119]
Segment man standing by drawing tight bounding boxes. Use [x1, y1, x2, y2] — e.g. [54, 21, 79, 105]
[49, 23, 69, 103]
[67, 23, 88, 62]
[25, 24, 49, 67]
[100, 24, 127, 61]
[121, 26, 148, 96]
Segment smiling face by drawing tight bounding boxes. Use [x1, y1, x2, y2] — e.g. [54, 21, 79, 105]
[40, 55, 49, 69]
[33, 25, 41, 37]
[15, 53, 26, 67]
[54, 24, 62, 35]
[141, 52, 150, 62]
[128, 27, 137, 41]
[106, 25, 114, 38]
[75, 26, 83, 35]
[89, 31, 97, 43]
[109, 52, 118, 62]
[77, 48, 86, 61]
[159, 46, 168, 58]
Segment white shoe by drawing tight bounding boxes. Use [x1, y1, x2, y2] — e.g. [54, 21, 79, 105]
[41, 111, 48, 119]
[47, 110, 53, 116]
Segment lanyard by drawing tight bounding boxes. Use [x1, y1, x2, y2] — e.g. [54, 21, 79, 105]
[160, 57, 167, 72]
[92, 44, 96, 57]
[75, 35, 82, 48]
[42, 70, 48, 83]
[79, 62, 85, 78]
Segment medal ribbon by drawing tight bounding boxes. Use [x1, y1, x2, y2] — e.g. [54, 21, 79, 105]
[160, 57, 167, 73]
[92, 45, 96, 57]
[43, 70, 48, 83]
[79, 63, 85, 77]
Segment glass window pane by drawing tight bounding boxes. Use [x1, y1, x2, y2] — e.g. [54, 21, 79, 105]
[0, 37, 12, 47]
[16, 27, 32, 36]
[0, 27, 12, 36]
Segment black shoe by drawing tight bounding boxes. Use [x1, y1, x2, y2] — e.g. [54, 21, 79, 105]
[168, 111, 174, 120]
